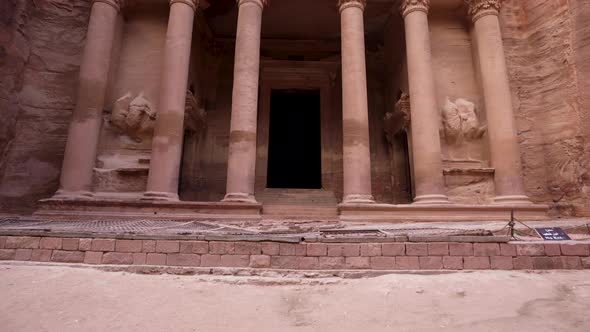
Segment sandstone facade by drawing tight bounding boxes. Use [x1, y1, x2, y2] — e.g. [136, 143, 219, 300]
[0, 0, 588, 218]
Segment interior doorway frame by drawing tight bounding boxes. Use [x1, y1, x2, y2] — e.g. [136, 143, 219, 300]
[266, 88, 322, 189]
[255, 59, 340, 194]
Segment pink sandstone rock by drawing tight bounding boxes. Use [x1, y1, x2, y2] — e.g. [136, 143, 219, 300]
[370, 257, 396, 270]
[115, 240, 143, 253]
[306, 243, 328, 256]
[155, 240, 180, 253]
[490, 256, 513, 270]
[249, 255, 271, 268]
[427, 243, 449, 256]
[443, 256, 463, 270]
[31, 249, 52, 262]
[84, 251, 103, 265]
[382, 243, 405, 256]
[51, 250, 85, 263]
[102, 252, 134, 265]
[40, 237, 62, 250]
[91, 239, 115, 252]
[62, 238, 80, 251]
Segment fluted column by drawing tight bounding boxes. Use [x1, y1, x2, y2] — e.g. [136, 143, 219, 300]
[339, 0, 375, 204]
[223, 0, 267, 203]
[466, 0, 531, 204]
[53, 0, 124, 200]
[143, 0, 198, 201]
[401, 0, 449, 204]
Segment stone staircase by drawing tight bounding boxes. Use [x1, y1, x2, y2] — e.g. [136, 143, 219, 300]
[255, 189, 339, 219]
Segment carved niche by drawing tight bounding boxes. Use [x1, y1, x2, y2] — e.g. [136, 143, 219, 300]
[440, 97, 486, 145]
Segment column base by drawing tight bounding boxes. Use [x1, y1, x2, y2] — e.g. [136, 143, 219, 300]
[50, 190, 95, 201]
[413, 194, 450, 205]
[342, 194, 375, 204]
[141, 191, 180, 202]
[222, 192, 258, 204]
[493, 195, 532, 205]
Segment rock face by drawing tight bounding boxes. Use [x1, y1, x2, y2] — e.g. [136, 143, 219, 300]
[0, 0, 90, 212]
[0, 0, 589, 216]
[502, 0, 590, 216]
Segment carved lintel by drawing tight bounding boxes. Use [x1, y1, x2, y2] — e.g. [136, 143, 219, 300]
[237, 0, 269, 9]
[464, 0, 502, 23]
[400, 0, 430, 18]
[384, 92, 411, 143]
[338, 0, 366, 12]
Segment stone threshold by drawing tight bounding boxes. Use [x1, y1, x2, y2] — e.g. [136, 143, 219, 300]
[0, 235, 588, 271]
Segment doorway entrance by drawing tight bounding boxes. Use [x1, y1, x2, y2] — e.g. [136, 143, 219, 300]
[266, 89, 322, 189]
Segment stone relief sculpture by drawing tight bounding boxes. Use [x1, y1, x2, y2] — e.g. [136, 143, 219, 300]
[441, 97, 486, 145]
[440, 97, 487, 163]
[110, 92, 156, 142]
[108, 90, 207, 143]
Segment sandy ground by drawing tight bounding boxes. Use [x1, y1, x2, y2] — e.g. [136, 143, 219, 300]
[0, 263, 589, 332]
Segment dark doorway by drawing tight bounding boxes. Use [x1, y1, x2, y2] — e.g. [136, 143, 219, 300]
[267, 89, 322, 189]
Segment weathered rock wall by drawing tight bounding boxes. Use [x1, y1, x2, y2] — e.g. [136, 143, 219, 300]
[502, 0, 590, 216]
[571, 0, 590, 216]
[0, 0, 24, 186]
[0, 0, 90, 212]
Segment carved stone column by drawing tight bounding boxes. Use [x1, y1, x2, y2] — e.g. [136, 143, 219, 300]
[339, 0, 375, 204]
[401, 0, 449, 204]
[52, 0, 124, 199]
[466, 0, 531, 204]
[143, 0, 198, 201]
[223, 0, 267, 203]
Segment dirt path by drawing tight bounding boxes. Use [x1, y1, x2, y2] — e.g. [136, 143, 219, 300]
[0, 263, 589, 331]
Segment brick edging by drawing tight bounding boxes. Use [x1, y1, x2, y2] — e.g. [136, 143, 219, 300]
[0, 236, 588, 270]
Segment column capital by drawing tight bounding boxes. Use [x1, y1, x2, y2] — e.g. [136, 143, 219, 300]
[400, 0, 430, 18]
[338, 0, 366, 13]
[237, 0, 269, 9]
[464, 0, 502, 23]
[92, 0, 126, 12]
[170, 0, 200, 11]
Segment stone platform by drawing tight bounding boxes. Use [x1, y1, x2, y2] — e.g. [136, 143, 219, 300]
[36, 198, 262, 220]
[0, 217, 588, 271]
[36, 197, 549, 222]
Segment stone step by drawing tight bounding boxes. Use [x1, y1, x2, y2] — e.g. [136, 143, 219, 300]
[256, 189, 339, 205]
[262, 204, 339, 217]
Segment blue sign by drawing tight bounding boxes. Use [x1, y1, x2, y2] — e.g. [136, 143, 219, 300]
[535, 227, 571, 241]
